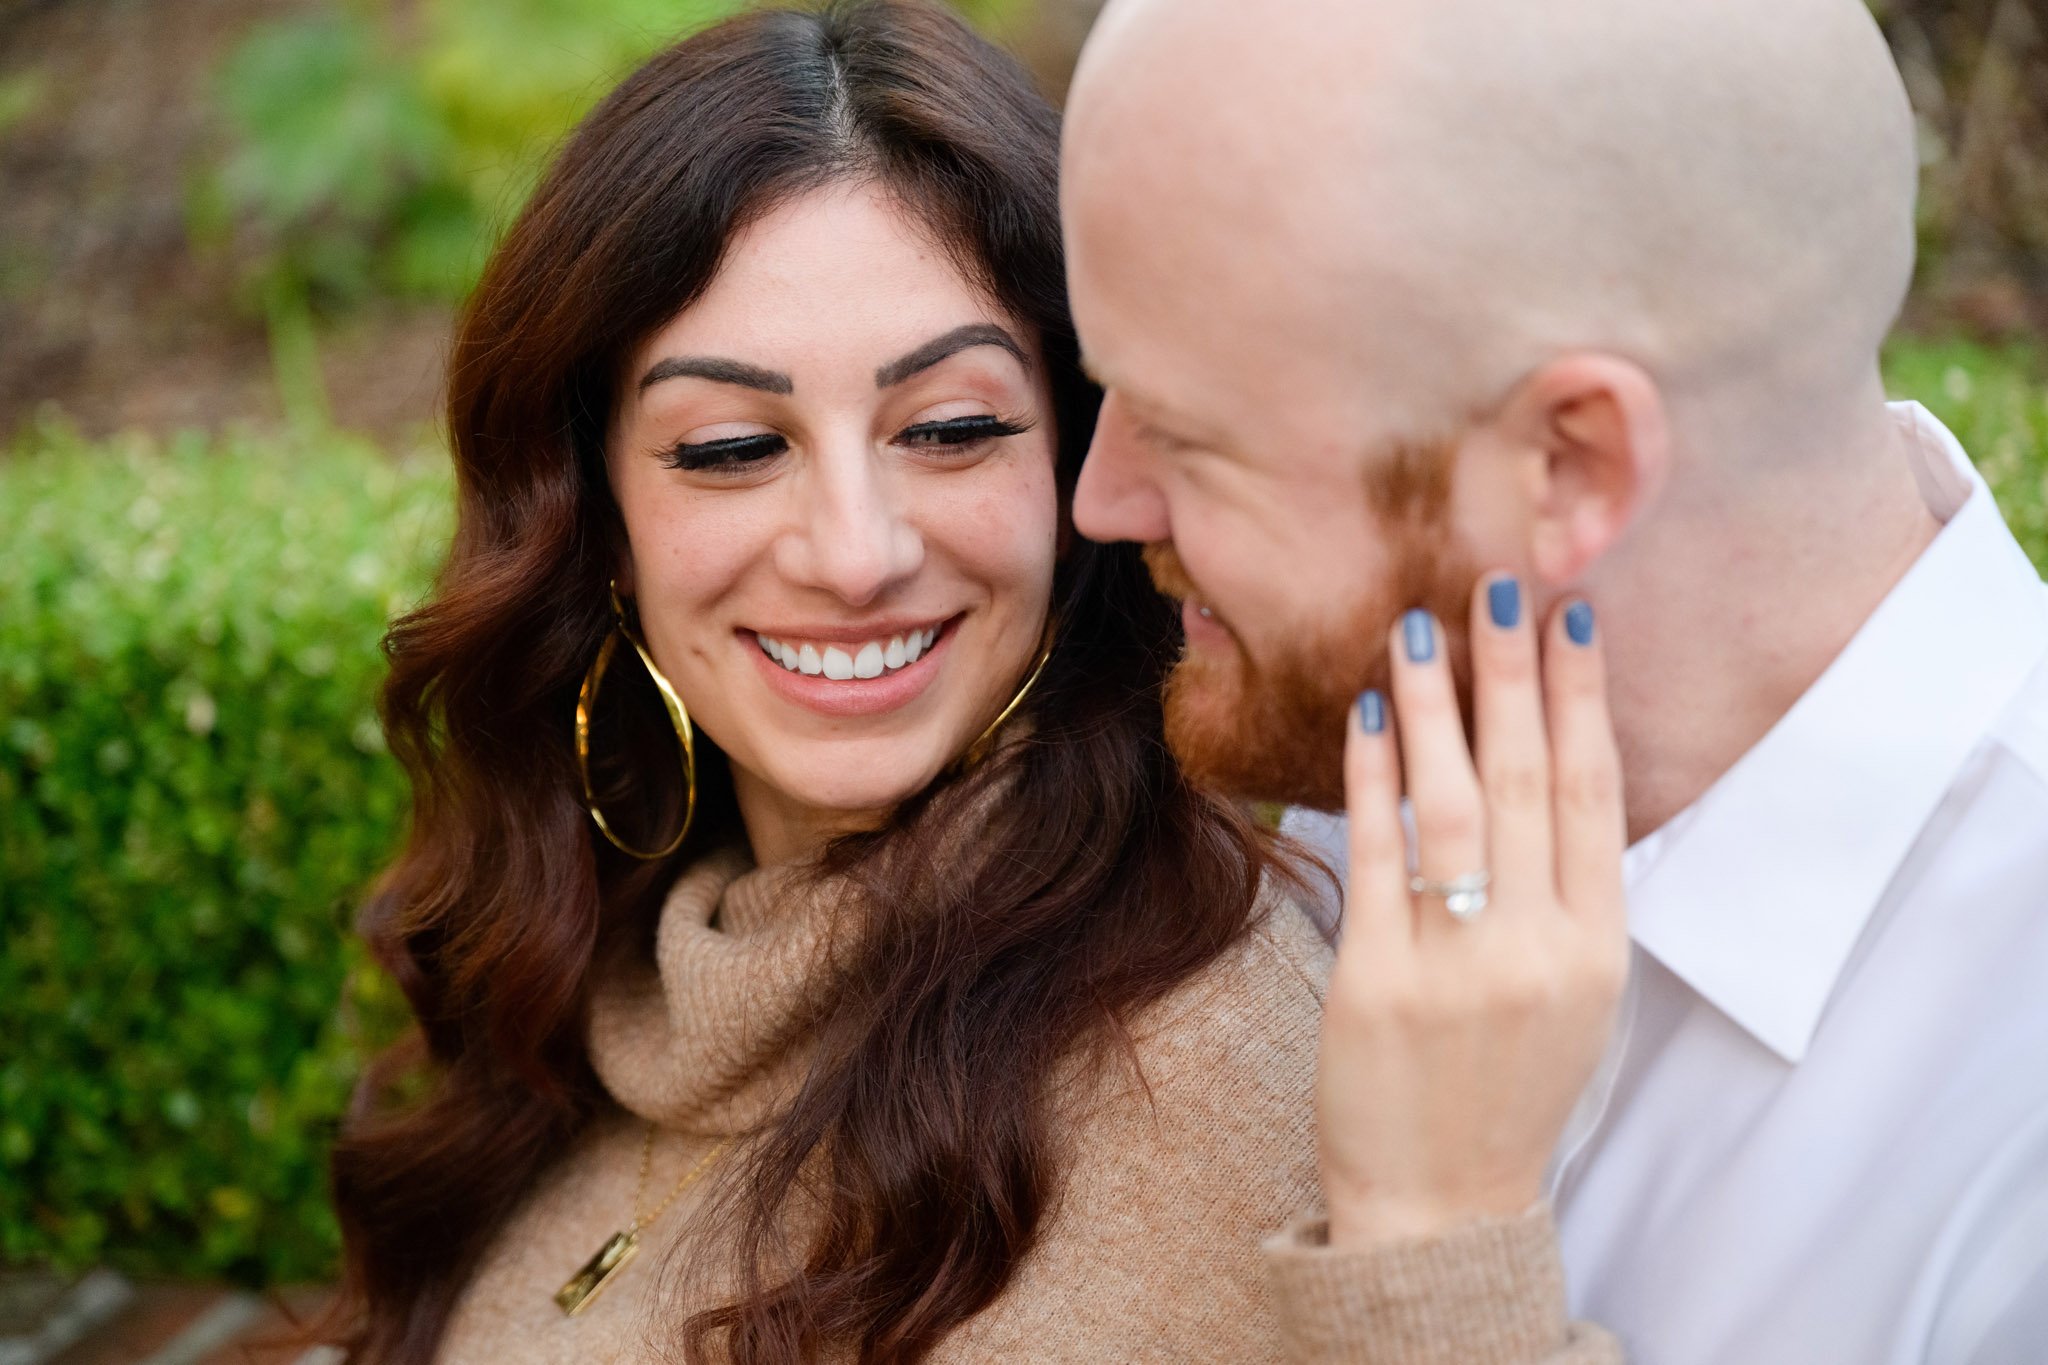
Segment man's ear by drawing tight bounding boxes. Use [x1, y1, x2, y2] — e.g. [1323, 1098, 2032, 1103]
[1496, 354, 1669, 586]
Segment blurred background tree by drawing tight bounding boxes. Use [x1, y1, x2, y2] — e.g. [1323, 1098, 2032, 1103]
[1876, 0, 2048, 332]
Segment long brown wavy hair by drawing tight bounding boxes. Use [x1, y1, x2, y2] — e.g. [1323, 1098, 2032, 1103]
[322, 4, 1293, 1361]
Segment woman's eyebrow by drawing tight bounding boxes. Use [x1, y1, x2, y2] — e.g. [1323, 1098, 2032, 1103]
[638, 356, 793, 394]
[875, 324, 1027, 389]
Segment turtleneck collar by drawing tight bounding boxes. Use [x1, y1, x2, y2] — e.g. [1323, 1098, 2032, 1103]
[584, 846, 853, 1136]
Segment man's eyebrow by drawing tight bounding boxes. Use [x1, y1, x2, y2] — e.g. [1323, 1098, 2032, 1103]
[875, 324, 1028, 389]
[1122, 393, 1214, 455]
[638, 356, 793, 395]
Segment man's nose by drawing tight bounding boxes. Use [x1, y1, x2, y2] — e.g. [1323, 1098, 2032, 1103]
[778, 442, 924, 606]
[1073, 394, 1171, 545]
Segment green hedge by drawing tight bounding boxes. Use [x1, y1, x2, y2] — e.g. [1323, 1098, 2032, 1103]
[0, 422, 446, 1283]
[0, 340, 2042, 1286]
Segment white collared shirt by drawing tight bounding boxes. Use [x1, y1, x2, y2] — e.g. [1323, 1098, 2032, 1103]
[1285, 402, 2048, 1364]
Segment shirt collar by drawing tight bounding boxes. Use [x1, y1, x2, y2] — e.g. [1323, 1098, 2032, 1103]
[1623, 401, 2048, 1064]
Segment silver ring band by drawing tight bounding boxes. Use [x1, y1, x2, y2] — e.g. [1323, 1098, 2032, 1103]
[1409, 870, 1491, 921]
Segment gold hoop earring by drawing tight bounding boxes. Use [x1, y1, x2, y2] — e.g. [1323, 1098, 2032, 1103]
[575, 582, 697, 859]
[957, 616, 1058, 771]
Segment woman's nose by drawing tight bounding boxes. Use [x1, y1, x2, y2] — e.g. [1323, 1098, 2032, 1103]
[778, 444, 924, 606]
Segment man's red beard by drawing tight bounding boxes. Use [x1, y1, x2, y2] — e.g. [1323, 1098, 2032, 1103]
[1143, 437, 1479, 810]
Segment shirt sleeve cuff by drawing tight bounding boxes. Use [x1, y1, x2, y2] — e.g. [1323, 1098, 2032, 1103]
[1262, 1202, 1609, 1364]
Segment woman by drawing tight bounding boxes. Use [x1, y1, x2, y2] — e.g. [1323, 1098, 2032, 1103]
[319, 3, 1624, 1362]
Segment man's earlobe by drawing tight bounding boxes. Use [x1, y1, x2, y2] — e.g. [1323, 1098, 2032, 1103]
[1512, 355, 1669, 586]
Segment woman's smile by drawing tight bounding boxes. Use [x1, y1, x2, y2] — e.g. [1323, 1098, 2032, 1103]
[740, 615, 958, 718]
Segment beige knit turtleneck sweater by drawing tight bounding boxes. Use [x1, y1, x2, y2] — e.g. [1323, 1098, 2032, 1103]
[433, 850, 1619, 1364]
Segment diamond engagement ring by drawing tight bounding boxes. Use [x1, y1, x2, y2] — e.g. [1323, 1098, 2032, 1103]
[1409, 870, 1491, 921]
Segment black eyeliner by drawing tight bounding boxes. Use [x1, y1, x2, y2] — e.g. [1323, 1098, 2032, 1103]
[659, 414, 1030, 471]
[659, 432, 788, 470]
[900, 415, 1031, 446]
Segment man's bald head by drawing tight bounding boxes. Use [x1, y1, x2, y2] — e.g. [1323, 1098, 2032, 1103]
[1064, 0, 1918, 450]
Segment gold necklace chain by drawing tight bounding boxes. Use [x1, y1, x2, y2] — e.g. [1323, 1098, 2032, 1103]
[554, 1122, 732, 1316]
[629, 1122, 728, 1232]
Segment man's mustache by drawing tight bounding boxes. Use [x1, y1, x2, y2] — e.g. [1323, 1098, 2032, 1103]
[1141, 541, 1201, 603]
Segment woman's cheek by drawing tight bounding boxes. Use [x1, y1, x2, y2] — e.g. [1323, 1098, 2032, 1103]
[633, 493, 781, 674]
[939, 445, 1060, 588]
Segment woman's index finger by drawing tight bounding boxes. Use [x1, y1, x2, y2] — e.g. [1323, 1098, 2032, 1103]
[1544, 600, 1627, 928]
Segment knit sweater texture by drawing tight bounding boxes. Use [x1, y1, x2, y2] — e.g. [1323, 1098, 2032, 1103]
[433, 848, 1620, 1364]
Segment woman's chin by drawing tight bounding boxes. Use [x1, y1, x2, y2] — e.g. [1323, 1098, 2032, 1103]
[757, 753, 954, 833]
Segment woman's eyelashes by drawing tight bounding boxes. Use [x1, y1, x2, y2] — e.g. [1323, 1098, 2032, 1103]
[658, 414, 1030, 471]
[659, 432, 787, 471]
[898, 415, 1030, 450]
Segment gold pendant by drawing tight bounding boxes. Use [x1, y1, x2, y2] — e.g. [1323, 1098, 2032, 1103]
[554, 1228, 640, 1316]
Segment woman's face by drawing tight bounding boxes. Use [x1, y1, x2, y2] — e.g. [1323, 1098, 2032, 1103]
[606, 182, 1059, 859]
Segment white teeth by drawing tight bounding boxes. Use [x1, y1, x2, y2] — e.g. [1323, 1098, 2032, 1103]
[755, 626, 943, 681]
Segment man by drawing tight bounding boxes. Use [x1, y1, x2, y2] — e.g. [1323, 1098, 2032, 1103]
[1061, 0, 2048, 1362]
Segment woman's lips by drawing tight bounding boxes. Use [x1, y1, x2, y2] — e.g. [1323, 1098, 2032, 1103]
[742, 618, 955, 718]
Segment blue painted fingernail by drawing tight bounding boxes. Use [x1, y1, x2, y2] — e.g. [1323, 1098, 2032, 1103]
[1358, 689, 1386, 734]
[1402, 609, 1436, 663]
[1565, 600, 1596, 646]
[1488, 577, 1522, 630]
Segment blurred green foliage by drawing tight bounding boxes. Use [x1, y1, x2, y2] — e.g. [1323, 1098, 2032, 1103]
[194, 0, 1031, 315]
[0, 421, 447, 1281]
[0, 71, 48, 141]
[0, 339, 2041, 1285]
